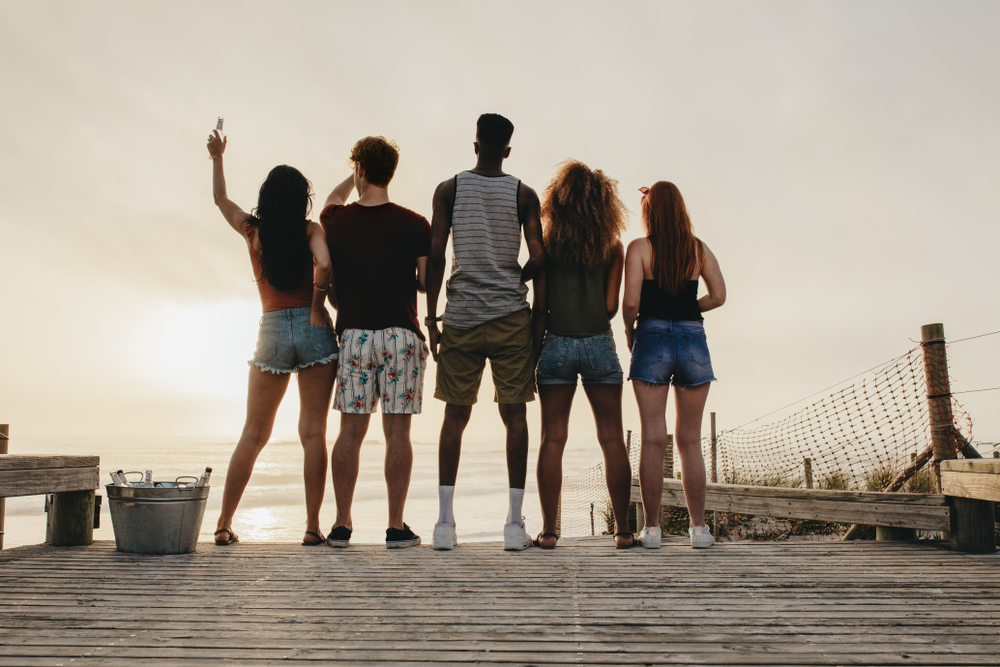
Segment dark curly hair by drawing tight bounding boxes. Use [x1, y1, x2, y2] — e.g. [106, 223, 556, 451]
[246, 165, 313, 290]
[541, 160, 628, 269]
[350, 136, 399, 188]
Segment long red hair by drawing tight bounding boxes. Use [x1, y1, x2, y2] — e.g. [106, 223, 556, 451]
[641, 181, 702, 294]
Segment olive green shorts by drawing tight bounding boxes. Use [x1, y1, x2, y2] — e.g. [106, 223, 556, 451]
[434, 309, 535, 405]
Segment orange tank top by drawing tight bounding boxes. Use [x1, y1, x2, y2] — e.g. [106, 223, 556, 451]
[246, 225, 314, 313]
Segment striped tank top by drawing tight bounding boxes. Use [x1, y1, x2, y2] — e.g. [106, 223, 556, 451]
[444, 171, 529, 329]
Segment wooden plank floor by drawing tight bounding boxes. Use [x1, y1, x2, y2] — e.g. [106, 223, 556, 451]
[1, 537, 999, 666]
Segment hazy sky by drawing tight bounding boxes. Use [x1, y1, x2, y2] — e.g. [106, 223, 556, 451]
[2, 1, 999, 447]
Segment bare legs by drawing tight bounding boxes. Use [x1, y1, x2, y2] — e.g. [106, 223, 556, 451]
[331, 413, 413, 530]
[633, 380, 711, 528]
[216, 363, 335, 541]
[537, 384, 632, 548]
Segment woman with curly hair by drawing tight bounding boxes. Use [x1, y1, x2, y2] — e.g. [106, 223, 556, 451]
[531, 160, 634, 549]
[622, 181, 726, 549]
[206, 128, 338, 547]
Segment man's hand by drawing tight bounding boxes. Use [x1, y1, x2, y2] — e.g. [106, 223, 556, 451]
[428, 324, 441, 361]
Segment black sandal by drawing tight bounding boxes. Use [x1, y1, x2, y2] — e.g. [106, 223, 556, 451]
[302, 530, 326, 546]
[532, 532, 559, 550]
[614, 532, 637, 549]
[215, 527, 239, 546]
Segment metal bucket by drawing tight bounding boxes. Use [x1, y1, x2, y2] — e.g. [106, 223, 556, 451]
[106, 484, 209, 554]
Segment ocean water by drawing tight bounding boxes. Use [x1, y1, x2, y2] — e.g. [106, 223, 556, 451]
[2, 435, 606, 548]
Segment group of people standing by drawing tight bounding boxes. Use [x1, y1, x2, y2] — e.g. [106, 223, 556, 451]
[205, 113, 726, 552]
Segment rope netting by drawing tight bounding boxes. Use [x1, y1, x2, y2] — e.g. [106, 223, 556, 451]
[560, 345, 976, 537]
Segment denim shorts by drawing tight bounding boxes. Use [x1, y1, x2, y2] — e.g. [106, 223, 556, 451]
[627, 319, 716, 387]
[536, 330, 624, 386]
[250, 307, 338, 374]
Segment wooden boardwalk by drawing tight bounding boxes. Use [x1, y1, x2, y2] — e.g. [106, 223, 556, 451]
[1, 537, 999, 666]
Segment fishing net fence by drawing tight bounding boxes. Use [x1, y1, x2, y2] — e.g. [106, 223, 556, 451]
[559, 344, 979, 538]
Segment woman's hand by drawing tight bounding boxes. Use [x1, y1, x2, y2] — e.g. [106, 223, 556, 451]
[311, 307, 333, 329]
[207, 130, 227, 160]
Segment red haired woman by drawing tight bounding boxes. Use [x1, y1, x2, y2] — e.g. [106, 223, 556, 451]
[532, 160, 634, 549]
[622, 182, 726, 549]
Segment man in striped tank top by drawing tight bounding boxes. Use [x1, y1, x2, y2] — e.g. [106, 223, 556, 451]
[425, 113, 545, 551]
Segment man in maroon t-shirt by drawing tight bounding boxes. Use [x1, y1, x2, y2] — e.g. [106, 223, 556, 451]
[319, 135, 431, 550]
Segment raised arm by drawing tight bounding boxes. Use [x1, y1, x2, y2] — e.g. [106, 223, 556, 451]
[324, 173, 356, 209]
[697, 242, 726, 313]
[621, 238, 648, 351]
[425, 178, 455, 361]
[307, 222, 334, 328]
[605, 241, 625, 319]
[207, 131, 250, 233]
[519, 182, 545, 283]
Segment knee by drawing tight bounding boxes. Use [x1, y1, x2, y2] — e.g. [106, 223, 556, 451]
[498, 403, 526, 427]
[298, 424, 326, 446]
[444, 404, 473, 430]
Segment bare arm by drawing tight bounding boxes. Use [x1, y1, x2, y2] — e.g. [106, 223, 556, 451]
[530, 269, 547, 372]
[605, 241, 625, 319]
[324, 173, 355, 210]
[621, 238, 648, 351]
[425, 178, 454, 361]
[207, 131, 249, 233]
[416, 256, 428, 293]
[697, 242, 726, 313]
[307, 222, 334, 328]
[519, 182, 545, 283]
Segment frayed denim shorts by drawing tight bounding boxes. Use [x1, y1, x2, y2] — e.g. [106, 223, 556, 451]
[536, 330, 624, 386]
[627, 319, 715, 387]
[250, 307, 338, 374]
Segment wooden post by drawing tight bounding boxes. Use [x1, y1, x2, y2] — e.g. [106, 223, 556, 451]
[948, 497, 996, 554]
[660, 435, 674, 528]
[555, 492, 561, 537]
[710, 413, 717, 483]
[804, 457, 813, 489]
[48, 490, 95, 547]
[589, 502, 595, 536]
[0, 424, 7, 550]
[921, 323, 958, 491]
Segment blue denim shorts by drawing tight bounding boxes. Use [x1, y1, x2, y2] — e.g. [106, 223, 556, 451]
[250, 307, 338, 374]
[628, 319, 715, 387]
[536, 330, 624, 385]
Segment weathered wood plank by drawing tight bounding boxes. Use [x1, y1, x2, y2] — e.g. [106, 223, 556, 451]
[0, 454, 101, 470]
[629, 480, 951, 530]
[941, 459, 1000, 475]
[942, 468, 1000, 502]
[0, 466, 100, 497]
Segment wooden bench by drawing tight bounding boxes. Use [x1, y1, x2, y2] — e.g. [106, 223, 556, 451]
[632, 464, 997, 553]
[0, 455, 101, 547]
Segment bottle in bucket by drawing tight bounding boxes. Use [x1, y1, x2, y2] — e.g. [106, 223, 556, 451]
[143, 470, 153, 488]
[195, 467, 212, 488]
[117, 469, 130, 486]
[110, 471, 127, 487]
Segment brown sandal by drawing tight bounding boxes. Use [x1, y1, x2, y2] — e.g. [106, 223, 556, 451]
[215, 528, 239, 545]
[615, 532, 637, 549]
[302, 530, 326, 546]
[532, 533, 559, 550]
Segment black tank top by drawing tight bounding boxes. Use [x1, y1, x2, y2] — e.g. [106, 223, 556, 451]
[637, 280, 703, 322]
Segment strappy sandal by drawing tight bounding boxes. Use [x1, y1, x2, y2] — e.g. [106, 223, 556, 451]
[614, 532, 637, 549]
[302, 530, 326, 546]
[215, 527, 239, 546]
[532, 532, 559, 550]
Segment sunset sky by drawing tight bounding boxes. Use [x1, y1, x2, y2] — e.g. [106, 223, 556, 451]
[2, 1, 999, 447]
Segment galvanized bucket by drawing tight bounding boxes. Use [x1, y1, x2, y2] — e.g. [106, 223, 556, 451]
[106, 484, 209, 554]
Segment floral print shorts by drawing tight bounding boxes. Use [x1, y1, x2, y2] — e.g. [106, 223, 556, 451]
[334, 327, 428, 414]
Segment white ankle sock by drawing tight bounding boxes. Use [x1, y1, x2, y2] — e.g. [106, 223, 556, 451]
[438, 485, 455, 526]
[507, 488, 524, 525]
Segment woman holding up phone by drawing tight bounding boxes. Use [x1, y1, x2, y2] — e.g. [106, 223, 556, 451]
[206, 128, 338, 547]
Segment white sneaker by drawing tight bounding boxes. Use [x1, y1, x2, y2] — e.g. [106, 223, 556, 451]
[503, 520, 532, 551]
[433, 521, 457, 550]
[689, 525, 714, 549]
[638, 526, 661, 549]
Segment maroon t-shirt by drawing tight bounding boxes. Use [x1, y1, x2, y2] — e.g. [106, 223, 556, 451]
[321, 202, 431, 340]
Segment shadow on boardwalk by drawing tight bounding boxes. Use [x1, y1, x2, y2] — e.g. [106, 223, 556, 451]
[1, 537, 999, 665]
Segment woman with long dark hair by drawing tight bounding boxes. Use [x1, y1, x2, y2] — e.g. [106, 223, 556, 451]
[622, 181, 725, 549]
[207, 129, 337, 546]
[531, 160, 634, 549]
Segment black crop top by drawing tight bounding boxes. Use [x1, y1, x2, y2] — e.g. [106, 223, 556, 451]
[637, 279, 703, 322]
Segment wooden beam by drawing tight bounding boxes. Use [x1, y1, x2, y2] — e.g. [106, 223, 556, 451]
[631, 478, 951, 531]
[940, 459, 1000, 502]
[0, 455, 100, 471]
[0, 467, 100, 498]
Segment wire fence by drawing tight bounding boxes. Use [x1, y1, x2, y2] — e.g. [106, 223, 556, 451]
[560, 345, 978, 538]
